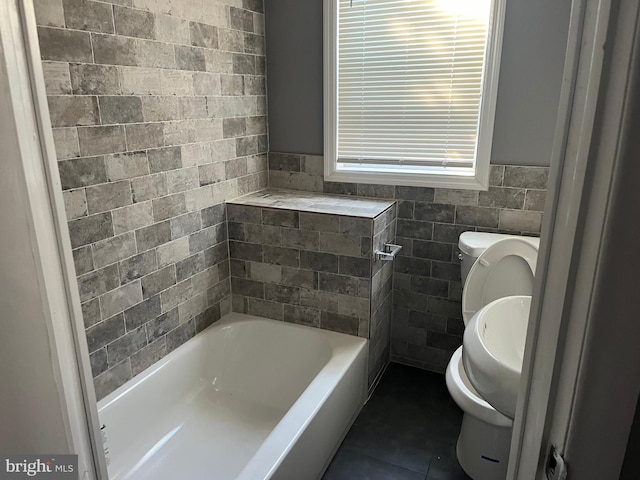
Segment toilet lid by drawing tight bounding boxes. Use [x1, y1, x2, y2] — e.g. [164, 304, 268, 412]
[462, 238, 538, 325]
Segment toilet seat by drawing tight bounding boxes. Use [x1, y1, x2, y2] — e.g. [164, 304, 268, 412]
[446, 347, 512, 428]
[462, 238, 538, 325]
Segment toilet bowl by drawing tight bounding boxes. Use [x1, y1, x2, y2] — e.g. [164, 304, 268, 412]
[446, 232, 539, 480]
[446, 347, 512, 479]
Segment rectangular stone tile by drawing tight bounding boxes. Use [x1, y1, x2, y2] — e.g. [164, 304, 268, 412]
[218, 29, 243, 53]
[223, 117, 246, 138]
[62, 188, 87, 220]
[455, 206, 499, 228]
[48, 96, 99, 128]
[229, 7, 254, 32]
[62, 0, 114, 33]
[300, 251, 338, 273]
[490, 165, 505, 186]
[320, 311, 359, 336]
[38, 27, 93, 62]
[125, 123, 164, 151]
[188, 224, 223, 253]
[99, 96, 143, 124]
[175, 45, 206, 71]
[268, 152, 300, 172]
[86, 313, 125, 352]
[247, 298, 283, 321]
[131, 173, 168, 202]
[232, 54, 255, 75]
[141, 96, 179, 121]
[525, 190, 547, 211]
[92, 232, 137, 268]
[171, 212, 201, 239]
[73, 245, 93, 276]
[146, 308, 179, 343]
[42, 62, 71, 95]
[78, 125, 126, 156]
[105, 152, 149, 181]
[93, 359, 132, 400]
[112, 202, 153, 235]
[195, 304, 222, 333]
[34, 0, 65, 27]
[175, 252, 206, 282]
[220, 74, 244, 95]
[119, 250, 157, 284]
[92, 33, 137, 66]
[152, 193, 187, 222]
[77, 263, 119, 302]
[160, 278, 193, 312]
[229, 240, 263, 262]
[499, 209, 543, 233]
[396, 219, 433, 240]
[413, 241, 453, 262]
[135, 220, 171, 251]
[432, 223, 473, 243]
[141, 264, 176, 298]
[90, 348, 108, 377]
[318, 233, 361, 257]
[59, 156, 108, 191]
[155, 14, 190, 44]
[119, 66, 162, 95]
[166, 167, 199, 194]
[207, 278, 231, 305]
[230, 277, 264, 299]
[86, 180, 132, 214]
[300, 288, 338, 312]
[298, 213, 339, 233]
[263, 245, 299, 267]
[157, 237, 190, 268]
[281, 267, 318, 290]
[123, 294, 161, 330]
[70, 64, 120, 95]
[107, 326, 147, 365]
[283, 304, 319, 327]
[265, 284, 299, 305]
[319, 272, 361, 297]
[227, 204, 261, 224]
[114, 5, 155, 39]
[414, 203, 455, 223]
[201, 203, 226, 228]
[68, 212, 113, 248]
[431, 261, 460, 282]
[503, 166, 549, 189]
[178, 293, 208, 323]
[131, 338, 166, 376]
[81, 298, 102, 328]
[338, 295, 370, 319]
[190, 22, 218, 48]
[339, 217, 372, 236]
[282, 228, 319, 251]
[193, 72, 221, 96]
[52, 127, 80, 160]
[262, 209, 298, 228]
[478, 187, 526, 210]
[166, 320, 196, 353]
[411, 274, 450, 297]
[248, 262, 282, 283]
[100, 281, 143, 318]
[434, 188, 479, 206]
[338, 256, 371, 278]
[149, 146, 182, 173]
[161, 71, 194, 96]
[136, 40, 176, 69]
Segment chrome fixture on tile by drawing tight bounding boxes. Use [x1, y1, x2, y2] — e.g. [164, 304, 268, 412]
[374, 244, 402, 261]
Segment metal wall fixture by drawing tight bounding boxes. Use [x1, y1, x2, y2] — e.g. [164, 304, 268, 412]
[374, 244, 403, 261]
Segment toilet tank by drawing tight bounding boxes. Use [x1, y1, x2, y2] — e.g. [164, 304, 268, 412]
[458, 232, 541, 286]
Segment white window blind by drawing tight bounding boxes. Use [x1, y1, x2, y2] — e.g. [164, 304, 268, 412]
[337, 0, 492, 172]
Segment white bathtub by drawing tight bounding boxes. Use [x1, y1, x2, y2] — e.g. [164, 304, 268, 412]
[97, 313, 368, 480]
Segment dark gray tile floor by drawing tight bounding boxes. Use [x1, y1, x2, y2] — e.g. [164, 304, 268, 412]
[323, 363, 471, 480]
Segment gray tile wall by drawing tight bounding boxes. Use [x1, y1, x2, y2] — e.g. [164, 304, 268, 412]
[227, 202, 396, 388]
[267, 152, 549, 372]
[36, 0, 268, 400]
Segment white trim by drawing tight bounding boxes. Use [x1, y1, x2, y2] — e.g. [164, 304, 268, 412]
[1, 1, 107, 478]
[323, 0, 505, 191]
[507, 0, 640, 477]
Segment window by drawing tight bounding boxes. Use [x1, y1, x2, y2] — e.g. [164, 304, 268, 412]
[324, 0, 506, 189]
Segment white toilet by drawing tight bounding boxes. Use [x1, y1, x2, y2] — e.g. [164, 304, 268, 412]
[445, 232, 540, 480]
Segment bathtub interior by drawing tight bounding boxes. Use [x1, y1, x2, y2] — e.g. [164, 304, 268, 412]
[97, 315, 356, 480]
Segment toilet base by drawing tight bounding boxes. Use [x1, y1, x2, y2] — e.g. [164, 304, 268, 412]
[456, 412, 512, 480]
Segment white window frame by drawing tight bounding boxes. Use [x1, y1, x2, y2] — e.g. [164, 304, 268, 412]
[323, 0, 507, 190]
